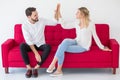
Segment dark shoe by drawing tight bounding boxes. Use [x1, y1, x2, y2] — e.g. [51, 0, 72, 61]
[25, 69, 32, 78]
[33, 69, 38, 77]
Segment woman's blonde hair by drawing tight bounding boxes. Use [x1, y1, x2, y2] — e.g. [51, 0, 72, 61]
[78, 7, 90, 27]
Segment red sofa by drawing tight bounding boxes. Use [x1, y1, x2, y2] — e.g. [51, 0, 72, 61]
[1, 24, 119, 74]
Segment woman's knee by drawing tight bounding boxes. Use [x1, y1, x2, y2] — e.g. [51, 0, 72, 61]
[62, 39, 70, 44]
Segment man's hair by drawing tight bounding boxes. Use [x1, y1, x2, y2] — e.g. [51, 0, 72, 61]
[25, 7, 36, 16]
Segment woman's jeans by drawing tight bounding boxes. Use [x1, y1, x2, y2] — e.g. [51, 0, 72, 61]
[55, 38, 86, 65]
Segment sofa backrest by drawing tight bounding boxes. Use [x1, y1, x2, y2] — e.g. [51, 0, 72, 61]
[14, 24, 25, 45]
[14, 24, 109, 46]
[92, 24, 109, 46]
[44, 24, 76, 46]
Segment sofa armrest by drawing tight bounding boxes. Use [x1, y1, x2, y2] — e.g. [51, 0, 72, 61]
[1, 39, 15, 67]
[109, 39, 119, 68]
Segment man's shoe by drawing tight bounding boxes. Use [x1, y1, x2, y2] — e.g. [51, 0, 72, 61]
[25, 69, 32, 78]
[33, 69, 38, 77]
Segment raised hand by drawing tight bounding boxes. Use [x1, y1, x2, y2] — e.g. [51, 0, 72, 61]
[54, 3, 61, 21]
[56, 3, 60, 13]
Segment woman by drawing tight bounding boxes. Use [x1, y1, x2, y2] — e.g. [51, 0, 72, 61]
[46, 4, 111, 76]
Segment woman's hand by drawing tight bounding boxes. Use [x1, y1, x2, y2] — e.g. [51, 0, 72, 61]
[102, 46, 112, 51]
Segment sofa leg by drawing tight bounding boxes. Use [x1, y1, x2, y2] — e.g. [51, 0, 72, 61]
[112, 68, 116, 74]
[5, 68, 9, 74]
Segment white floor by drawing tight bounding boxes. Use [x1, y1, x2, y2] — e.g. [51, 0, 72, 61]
[0, 65, 120, 80]
[0, 49, 120, 80]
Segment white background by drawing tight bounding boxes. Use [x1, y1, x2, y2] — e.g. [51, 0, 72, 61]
[0, 1, 120, 79]
[0, 0, 120, 65]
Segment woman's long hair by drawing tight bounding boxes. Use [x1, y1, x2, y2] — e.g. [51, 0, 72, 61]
[78, 7, 90, 27]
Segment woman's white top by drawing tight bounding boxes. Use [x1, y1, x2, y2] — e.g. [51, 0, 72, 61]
[59, 19, 104, 50]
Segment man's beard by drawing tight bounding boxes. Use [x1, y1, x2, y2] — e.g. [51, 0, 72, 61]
[31, 18, 39, 22]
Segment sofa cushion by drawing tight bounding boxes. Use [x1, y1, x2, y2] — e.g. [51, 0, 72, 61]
[64, 49, 112, 63]
[8, 46, 112, 64]
[8, 46, 41, 63]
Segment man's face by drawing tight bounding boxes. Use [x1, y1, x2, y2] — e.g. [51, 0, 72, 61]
[29, 11, 39, 22]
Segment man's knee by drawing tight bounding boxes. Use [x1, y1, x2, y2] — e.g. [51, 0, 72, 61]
[20, 43, 26, 50]
[44, 44, 51, 53]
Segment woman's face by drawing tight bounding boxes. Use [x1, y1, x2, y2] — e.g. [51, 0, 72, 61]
[76, 10, 84, 19]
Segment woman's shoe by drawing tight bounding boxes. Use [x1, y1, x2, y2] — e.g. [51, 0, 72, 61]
[50, 71, 63, 77]
[46, 67, 55, 73]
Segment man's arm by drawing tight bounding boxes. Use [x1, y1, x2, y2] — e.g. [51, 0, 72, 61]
[43, 3, 61, 26]
[54, 3, 75, 29]
[29, 45, 41, 62]
[22, 24, 41, 62]
[54, 3, 61, 21]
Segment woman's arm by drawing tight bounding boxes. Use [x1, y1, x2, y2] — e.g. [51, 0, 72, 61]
[59, 18, 76, 29]
[91, 23, 111, 51]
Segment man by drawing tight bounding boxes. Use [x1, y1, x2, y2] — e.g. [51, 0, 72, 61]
[20, 7, 58, 78]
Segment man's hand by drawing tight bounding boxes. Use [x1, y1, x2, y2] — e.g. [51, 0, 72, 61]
[35, 52, 41, 62]
[56, 3, 60, 13]
[54, 3, 61, 21]
[29, 45, 42, 62]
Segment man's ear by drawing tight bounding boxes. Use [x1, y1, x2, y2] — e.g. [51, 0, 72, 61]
[27, 16, 31, 19]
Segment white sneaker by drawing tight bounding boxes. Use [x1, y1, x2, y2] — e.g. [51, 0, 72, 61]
[50, 72, 63, 77]
[46, 67, 55, 73]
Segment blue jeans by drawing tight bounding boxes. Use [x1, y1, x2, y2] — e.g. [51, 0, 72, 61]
[55, 38, 86, 65]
